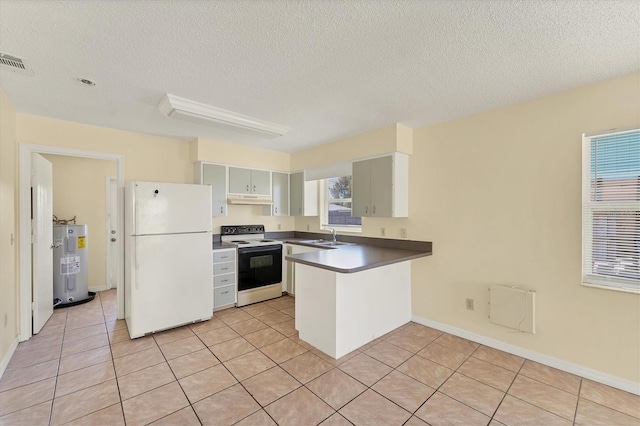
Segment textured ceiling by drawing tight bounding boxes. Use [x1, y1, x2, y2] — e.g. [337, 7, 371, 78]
[0, 0, 638, 153]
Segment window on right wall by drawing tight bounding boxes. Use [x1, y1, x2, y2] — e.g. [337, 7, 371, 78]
[582, 128, 640, 292]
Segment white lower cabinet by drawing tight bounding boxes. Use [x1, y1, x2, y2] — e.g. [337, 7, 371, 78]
[284, 243, 323, 295]
[213, 248, 237, 311]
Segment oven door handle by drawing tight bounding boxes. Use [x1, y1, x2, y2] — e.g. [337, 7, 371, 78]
[237, 244, 282, 255]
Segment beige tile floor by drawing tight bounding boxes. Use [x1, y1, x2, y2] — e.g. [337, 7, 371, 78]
[1, 289, 639, 425]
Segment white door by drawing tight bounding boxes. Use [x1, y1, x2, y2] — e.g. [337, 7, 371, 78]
[106, 177, 120, 289]
[32, 153, 53, 334]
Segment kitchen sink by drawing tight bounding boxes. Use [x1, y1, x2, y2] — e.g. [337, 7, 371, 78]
[300, 239, 326, 244]
[315, 241, 352, 246]
[299, 239, 353, 247]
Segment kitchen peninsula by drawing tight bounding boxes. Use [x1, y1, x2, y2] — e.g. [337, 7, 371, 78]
[285, 239, 432, 358]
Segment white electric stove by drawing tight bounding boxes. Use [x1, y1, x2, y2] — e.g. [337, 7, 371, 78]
[220, 225, 283, 306]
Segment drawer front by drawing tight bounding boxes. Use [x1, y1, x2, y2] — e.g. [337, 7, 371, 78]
[214, 286, 236, 307]
[214, 273, 236, 288]
[214, 262, 235, 276]
[213, 250, 236, 264]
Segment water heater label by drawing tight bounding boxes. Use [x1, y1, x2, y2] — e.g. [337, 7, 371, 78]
[61, 256, 80, 275]
[77, 236, 86, 249]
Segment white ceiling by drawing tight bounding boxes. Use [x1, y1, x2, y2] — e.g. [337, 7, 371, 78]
[0, 0, 638, 153]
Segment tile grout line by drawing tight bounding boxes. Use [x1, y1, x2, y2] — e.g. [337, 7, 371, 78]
[255, 299, 340, 425]
[99, 291, 128, 426]
[210, 307, 291, 425]
[237, 302, 301, 424]
[112, 298, 308, 423]
[486, 349, 526, 424]
[47, 292, 124, 425]
[46, 310, 67, 426]
[573, 378, 583, 425]
[399, 335, 477, 424]
[45, 309, 68, 425]
[214, 302, 321, 424]
[152, 329, 205, 426]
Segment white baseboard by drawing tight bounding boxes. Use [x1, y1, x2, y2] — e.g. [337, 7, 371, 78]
[411, 314, 640, 396]
[0, 337, 19, 380]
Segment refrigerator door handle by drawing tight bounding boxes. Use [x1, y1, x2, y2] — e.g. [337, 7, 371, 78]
[135, 255, 140, 289]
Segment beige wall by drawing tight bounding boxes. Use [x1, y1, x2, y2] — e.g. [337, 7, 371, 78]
[192, 137, 290, 171]
[17, 118, 297, 236]
[291, 123, 411, 171]
[191, 137, 295, 233]
[292, 123, 413, 236]
[17, 114, 192, 183]
[411, 72, 639, 382]
[42, 154, 116, 289]
[293, 73, 640, 382]
[0, 91, 18, 366]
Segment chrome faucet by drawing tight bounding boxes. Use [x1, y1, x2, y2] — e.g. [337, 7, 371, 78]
[330, 228, 337, 243]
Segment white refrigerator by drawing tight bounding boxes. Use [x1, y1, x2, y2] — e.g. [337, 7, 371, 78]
[125, 181, 213, 339]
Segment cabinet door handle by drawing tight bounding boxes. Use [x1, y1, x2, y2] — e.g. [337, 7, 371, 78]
[246, 184, 249, 192]
[253, 185, 256, 192]
[299, 207, 302, 214]
[275, 207, 278, 214]
[220, 206, 224, 214]
[373, 205, 376, 214]
[365, 205, 368, 214]
[221, 291, 229, 295]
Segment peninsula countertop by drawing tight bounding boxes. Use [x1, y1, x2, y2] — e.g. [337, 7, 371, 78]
[284, 238, 432, 273]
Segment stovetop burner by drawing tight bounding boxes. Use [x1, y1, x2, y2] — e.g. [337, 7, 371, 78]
[220, 225, 283, 248]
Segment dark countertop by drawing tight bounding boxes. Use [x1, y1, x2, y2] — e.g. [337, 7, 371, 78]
[283, 238, 432, 273]
[212, 241, 237, 250]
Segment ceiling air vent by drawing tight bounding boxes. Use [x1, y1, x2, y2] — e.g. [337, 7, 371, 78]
[0, 52, 34, 76]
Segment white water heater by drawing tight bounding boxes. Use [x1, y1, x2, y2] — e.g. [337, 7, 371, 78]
[53, 224, 90, 306]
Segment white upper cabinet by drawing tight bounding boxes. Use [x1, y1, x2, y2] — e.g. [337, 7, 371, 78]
[290, 171, 318, 216]
[195, 162, 227, 217]
[271, 172, 289, 216]
[229, 167, 271, 195]
[352, 153, 408, 217]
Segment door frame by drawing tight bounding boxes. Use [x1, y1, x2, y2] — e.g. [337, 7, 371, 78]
[105, 175, 121, 291]
[19, 143, 125, 341]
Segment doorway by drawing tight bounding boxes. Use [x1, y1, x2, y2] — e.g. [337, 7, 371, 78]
[19, 144, 125, 341]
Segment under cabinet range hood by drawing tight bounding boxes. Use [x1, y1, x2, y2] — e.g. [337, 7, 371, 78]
[227, 194, 273, 205]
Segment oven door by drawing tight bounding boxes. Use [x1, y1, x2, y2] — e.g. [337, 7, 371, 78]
[237, 245, 283, 291]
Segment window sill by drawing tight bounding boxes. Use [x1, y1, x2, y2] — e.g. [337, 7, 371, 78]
[581, 282, 640, 294]
[321, 225, 362, 234]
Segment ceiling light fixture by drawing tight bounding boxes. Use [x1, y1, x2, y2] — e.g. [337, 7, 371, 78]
[77, 78, 96, 86]
[157, 94, 289, 139]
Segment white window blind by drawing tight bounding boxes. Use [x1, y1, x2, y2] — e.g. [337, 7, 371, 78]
[582, 128, 640, 291]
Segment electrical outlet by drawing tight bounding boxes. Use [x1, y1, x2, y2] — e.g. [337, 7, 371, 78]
[466, 298, 475, 311]
[277, 224, 281, 230]
[381, 227, 386, 236]
[400, 228, 407, 238]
